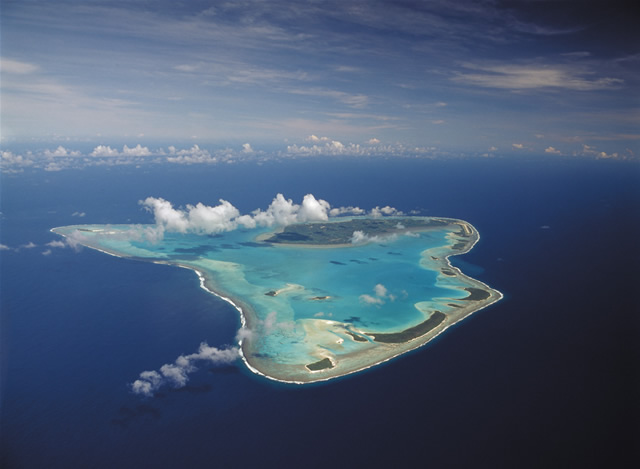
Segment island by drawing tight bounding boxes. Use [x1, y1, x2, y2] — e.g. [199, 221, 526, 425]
[52, 216, 502, 384]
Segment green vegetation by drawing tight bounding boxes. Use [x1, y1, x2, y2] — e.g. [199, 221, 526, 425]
[345, 331, 369, 342]
[462, 288, 491, 301]
[306, 357, 335, 371]
[366, 311, 446, 344]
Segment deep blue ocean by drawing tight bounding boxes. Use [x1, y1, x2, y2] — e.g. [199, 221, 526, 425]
[1, 157, 639, 468]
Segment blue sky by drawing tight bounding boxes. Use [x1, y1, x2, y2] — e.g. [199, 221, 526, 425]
[1, 0, 638, 163]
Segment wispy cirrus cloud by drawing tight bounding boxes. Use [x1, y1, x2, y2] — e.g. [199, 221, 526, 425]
[289, 88, 369, 108]
[0, 58, 39, 74]
[453, 62, 624, 91]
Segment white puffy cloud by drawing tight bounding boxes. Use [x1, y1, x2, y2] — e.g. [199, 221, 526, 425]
[544, 146, 562, 155]
[131, 370, 163, 396]
[359, 294, 384, 305]
[374, 283, 396, 301]
[329, 206, 365, 217]
[286, 140, 361, 156]
[512, 143, 524, 150]
[166, 144, 216, 164]
[89, 144, 151, 157]
[242, 143, 253, 153]
[63, 230, 90, 251]
[43, 146, 80, 157]
[122, 144, 151, 156]
[46, 240, 67, 248]
[374, 284, 388, 298]
[298, 194, 330, 222]
[252, 194, 299, 227]
[235, 327, 253, 341]
[574, 144, 621, 159]
[306, 135, 330, 142]
[596, 151, 619, 159]
[136, 193, 408, 242]
[1, 150, 35, 170]
[140, 193, 331, 236]
[159, 363, 190, 387]
[71, 211, 86, 217]
[252, 193, 330, 227]
[351, 230, 369, 244]
[186, 200, 241, 233]
[131, 342, 239, 397]
[140, 197, 190, 232]
[370, 206, 403, 217]
[44, 162, 63, 172]
[90, 145, 119, 157]
[360, 283, 395, 305]
[0, 244, 11, 251]
[351, 230, 398, 245]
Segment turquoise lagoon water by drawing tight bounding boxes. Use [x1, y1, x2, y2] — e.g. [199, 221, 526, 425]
[53, 218, 499, 382]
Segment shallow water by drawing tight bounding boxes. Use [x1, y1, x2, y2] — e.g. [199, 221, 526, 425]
[53, 216, 500, 382]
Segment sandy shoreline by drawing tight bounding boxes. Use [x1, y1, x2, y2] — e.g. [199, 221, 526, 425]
[51, 218, 503, 385]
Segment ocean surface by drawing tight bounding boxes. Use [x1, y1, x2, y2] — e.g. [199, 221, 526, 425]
[1, 157, 639, 467]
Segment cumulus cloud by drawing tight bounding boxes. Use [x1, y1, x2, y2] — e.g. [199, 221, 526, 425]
[242, 143, 254, 153]
[0, 243, 11, 251]
[90, 145, 120, 157]
[122, 144, 151, 156]
[512, 143, 524, 150]
[46, 240, 67, 248]
[44, 163, 63, 172]
[359, 294, 384, 305]
[575, 144, 621, 159]
[63, 230, 90, 251]
[596, 151, 619, 159]
[329, 206, 365, 216]
[1, 150, 35, 171]
[235, 327, 253, 341]
[89, 144, 151, 157]
[374, 284, 388, 298]
[44, 146, 80, 158]
[71, 211, 86, 217]
[166, 144, 216, 164]
[131, 342, 239, 396]
[286, 139, 362, 156]
[351, 230, 397, 245]
[370, 206, 403, 217]
[544, 146, 562, 155]
[140, 193, 332, 236]
[360, 283, 394, 305]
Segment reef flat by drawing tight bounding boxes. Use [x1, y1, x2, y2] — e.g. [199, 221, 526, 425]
[52, 216, 502, 383]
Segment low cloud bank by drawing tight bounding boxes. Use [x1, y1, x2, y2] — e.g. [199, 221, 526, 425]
[131, 342, 239, 397]
[140, 193, 389, 236]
